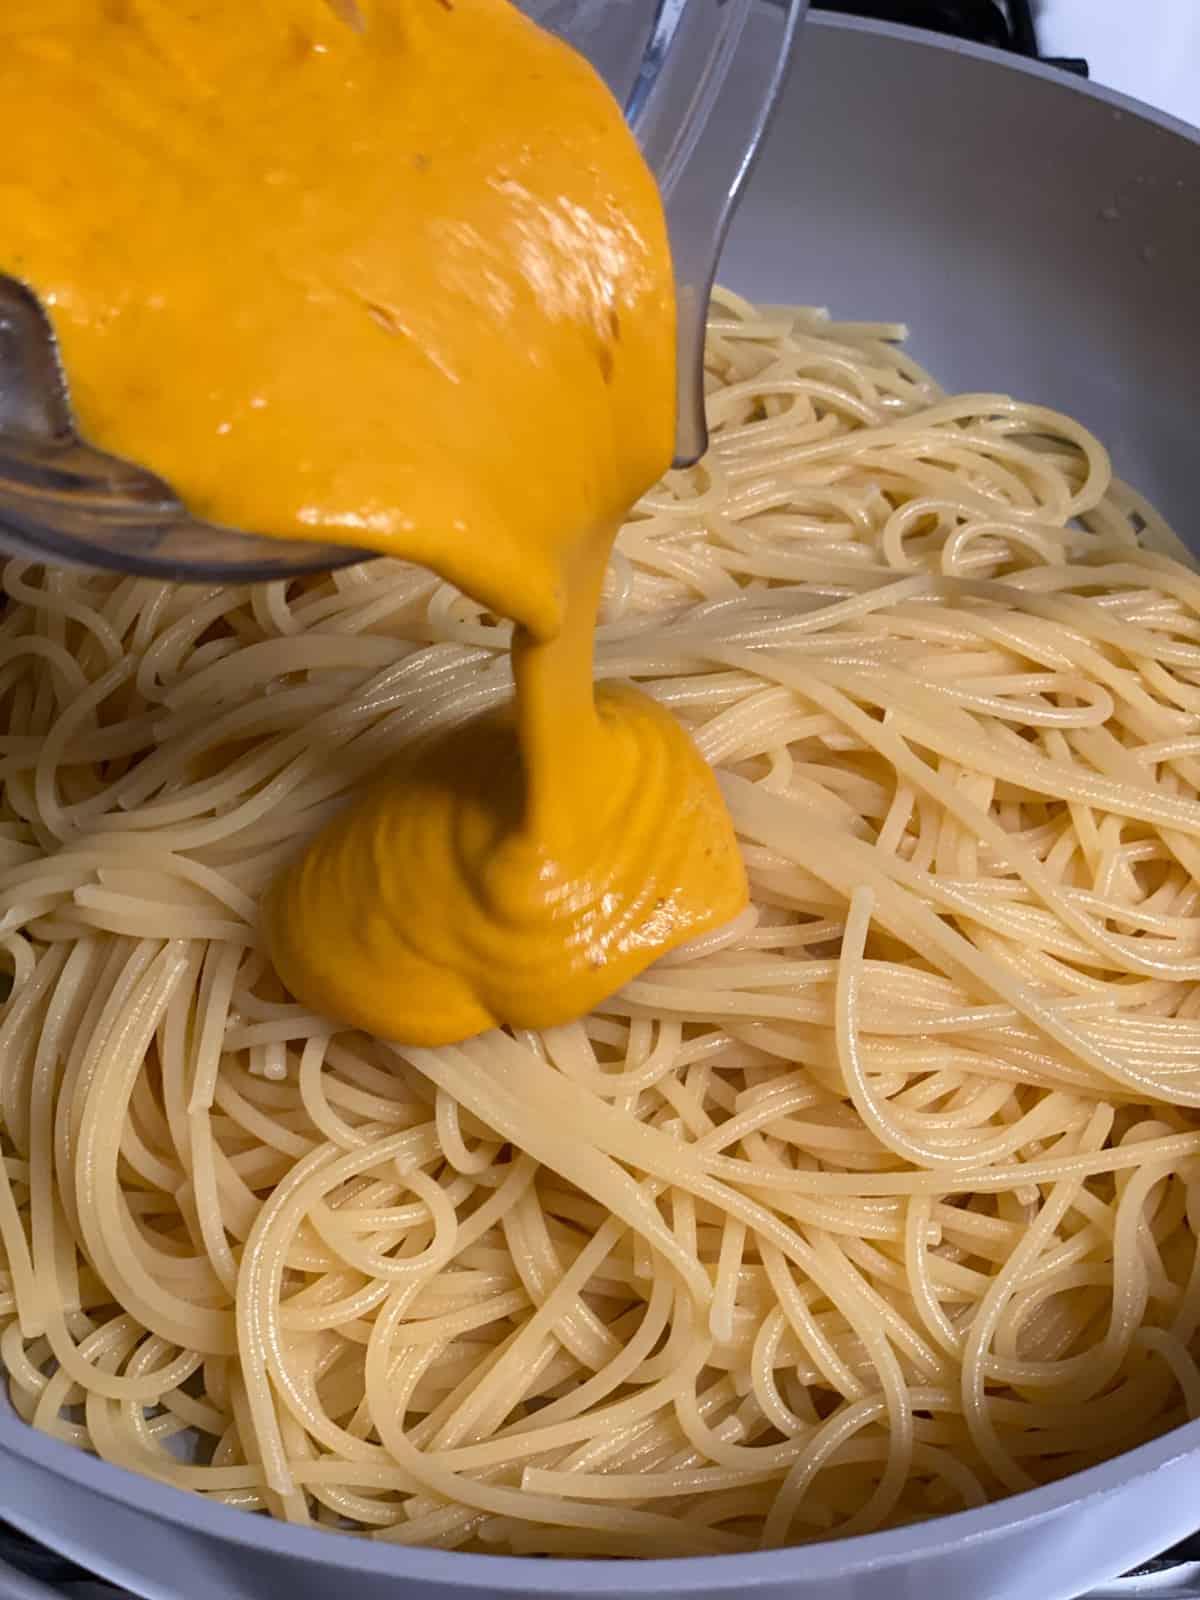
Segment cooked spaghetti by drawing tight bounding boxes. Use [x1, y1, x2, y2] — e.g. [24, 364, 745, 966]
[2, 290, 1200, 1555]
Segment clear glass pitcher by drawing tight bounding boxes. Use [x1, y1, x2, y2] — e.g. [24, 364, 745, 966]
[526, 0, 805, 469]
[0, 0, 805, 581]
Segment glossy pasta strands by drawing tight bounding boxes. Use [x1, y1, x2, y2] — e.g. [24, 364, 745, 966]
[1, 292, 1200, 1554]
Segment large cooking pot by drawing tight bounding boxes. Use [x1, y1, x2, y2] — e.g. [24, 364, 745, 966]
[1, 14, 1198, 1600]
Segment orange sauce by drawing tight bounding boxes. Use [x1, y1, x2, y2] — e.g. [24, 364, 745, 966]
[0, 0, 747, 1043]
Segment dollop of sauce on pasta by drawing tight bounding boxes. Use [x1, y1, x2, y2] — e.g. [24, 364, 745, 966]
[0, 0, 747, 1043]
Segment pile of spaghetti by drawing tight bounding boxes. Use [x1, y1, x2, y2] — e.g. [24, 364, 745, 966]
[2, 290, 1200, 1555]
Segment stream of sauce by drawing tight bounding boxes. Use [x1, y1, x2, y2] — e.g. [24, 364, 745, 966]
[0, 0, 747, 1043]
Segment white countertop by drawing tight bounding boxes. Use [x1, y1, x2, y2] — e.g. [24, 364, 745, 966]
[1036, 0, 1200, 128]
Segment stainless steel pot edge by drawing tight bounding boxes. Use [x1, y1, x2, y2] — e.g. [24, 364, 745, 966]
[802, 11, 1200, 147]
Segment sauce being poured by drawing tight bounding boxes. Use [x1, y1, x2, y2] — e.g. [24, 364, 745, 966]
[0, 0, 747, 1044]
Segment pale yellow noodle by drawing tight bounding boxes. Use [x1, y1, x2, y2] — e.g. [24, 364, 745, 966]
[1, 292, 1199, 1550]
